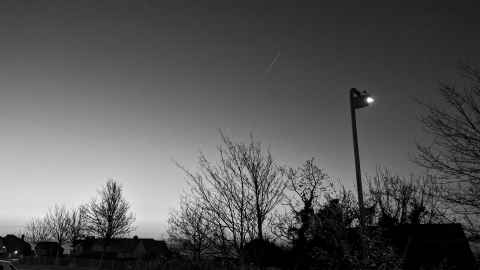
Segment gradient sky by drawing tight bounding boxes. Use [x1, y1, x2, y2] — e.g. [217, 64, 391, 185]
[1, 1, 480, 238]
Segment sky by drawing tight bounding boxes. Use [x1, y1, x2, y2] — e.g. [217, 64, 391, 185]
[0, 1, 480, 238]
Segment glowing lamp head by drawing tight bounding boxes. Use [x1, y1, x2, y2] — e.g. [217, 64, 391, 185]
[351, 88, 375, 109]
[14, 250, 18, 255]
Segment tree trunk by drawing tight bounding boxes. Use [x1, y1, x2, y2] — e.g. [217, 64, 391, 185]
[55, 242, 61, 265]
[254, 178, 263, 240]
[257, 213, 263, 240]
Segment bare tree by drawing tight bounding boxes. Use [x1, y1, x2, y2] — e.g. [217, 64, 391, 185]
[228, 133, 287, 240]
[23, 217, 51, 244]
[168, 196, 213, 260]
[179, 132, 285, 253]
[180, 151, 253, 252]
[367, 168, 446, 226]
[84, 180, 136, 240]
[45, 204, 71, 251]
[416, 64, 480, 233]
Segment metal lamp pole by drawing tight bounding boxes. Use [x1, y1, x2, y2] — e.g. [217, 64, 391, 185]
[349, 88, 374, 261]
[350, 89, 365, 229]
[349, 88, 374, 231]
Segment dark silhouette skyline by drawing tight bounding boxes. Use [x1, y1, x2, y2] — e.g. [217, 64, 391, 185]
[1, 1, 480, 238]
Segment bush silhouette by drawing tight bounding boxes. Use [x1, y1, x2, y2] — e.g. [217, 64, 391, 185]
[242, 239, 285, 268]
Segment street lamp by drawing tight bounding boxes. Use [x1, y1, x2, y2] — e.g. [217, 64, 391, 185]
[349, 88, 374, 230]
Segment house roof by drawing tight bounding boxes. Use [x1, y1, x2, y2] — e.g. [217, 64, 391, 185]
[106, 239, 142, 253]
[35, 241, 62, 249]
[2, 235, 31, 252]
[75, 237, 168, 254]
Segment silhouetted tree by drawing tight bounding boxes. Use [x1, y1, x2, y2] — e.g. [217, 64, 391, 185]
[271, 158, 374, 269]
[325, 185, 359, 228]
[233, 133, 287, 241]
[416, 64, 480, 233]
[84, 180, 135, 240]
[168, 196, 213, 261]
[67, 206, 86, 247]
[23, 217, 51, 244]
[284, 158, 329, 247]
[180, 159, 252, 253]
[304, 198, 401, 270]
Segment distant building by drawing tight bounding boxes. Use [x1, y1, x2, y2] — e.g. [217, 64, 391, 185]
[35, 241, 64, 257]
[385, 223, 477, 270]
[73, 236, 169, 260]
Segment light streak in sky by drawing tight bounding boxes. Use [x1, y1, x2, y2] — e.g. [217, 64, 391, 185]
[265, 51, 280, 74]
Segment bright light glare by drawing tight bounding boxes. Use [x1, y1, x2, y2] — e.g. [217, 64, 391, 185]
[366, 96, 374, 104]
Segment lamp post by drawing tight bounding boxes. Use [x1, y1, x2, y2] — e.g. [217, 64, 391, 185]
[349, 88, 374, 230]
